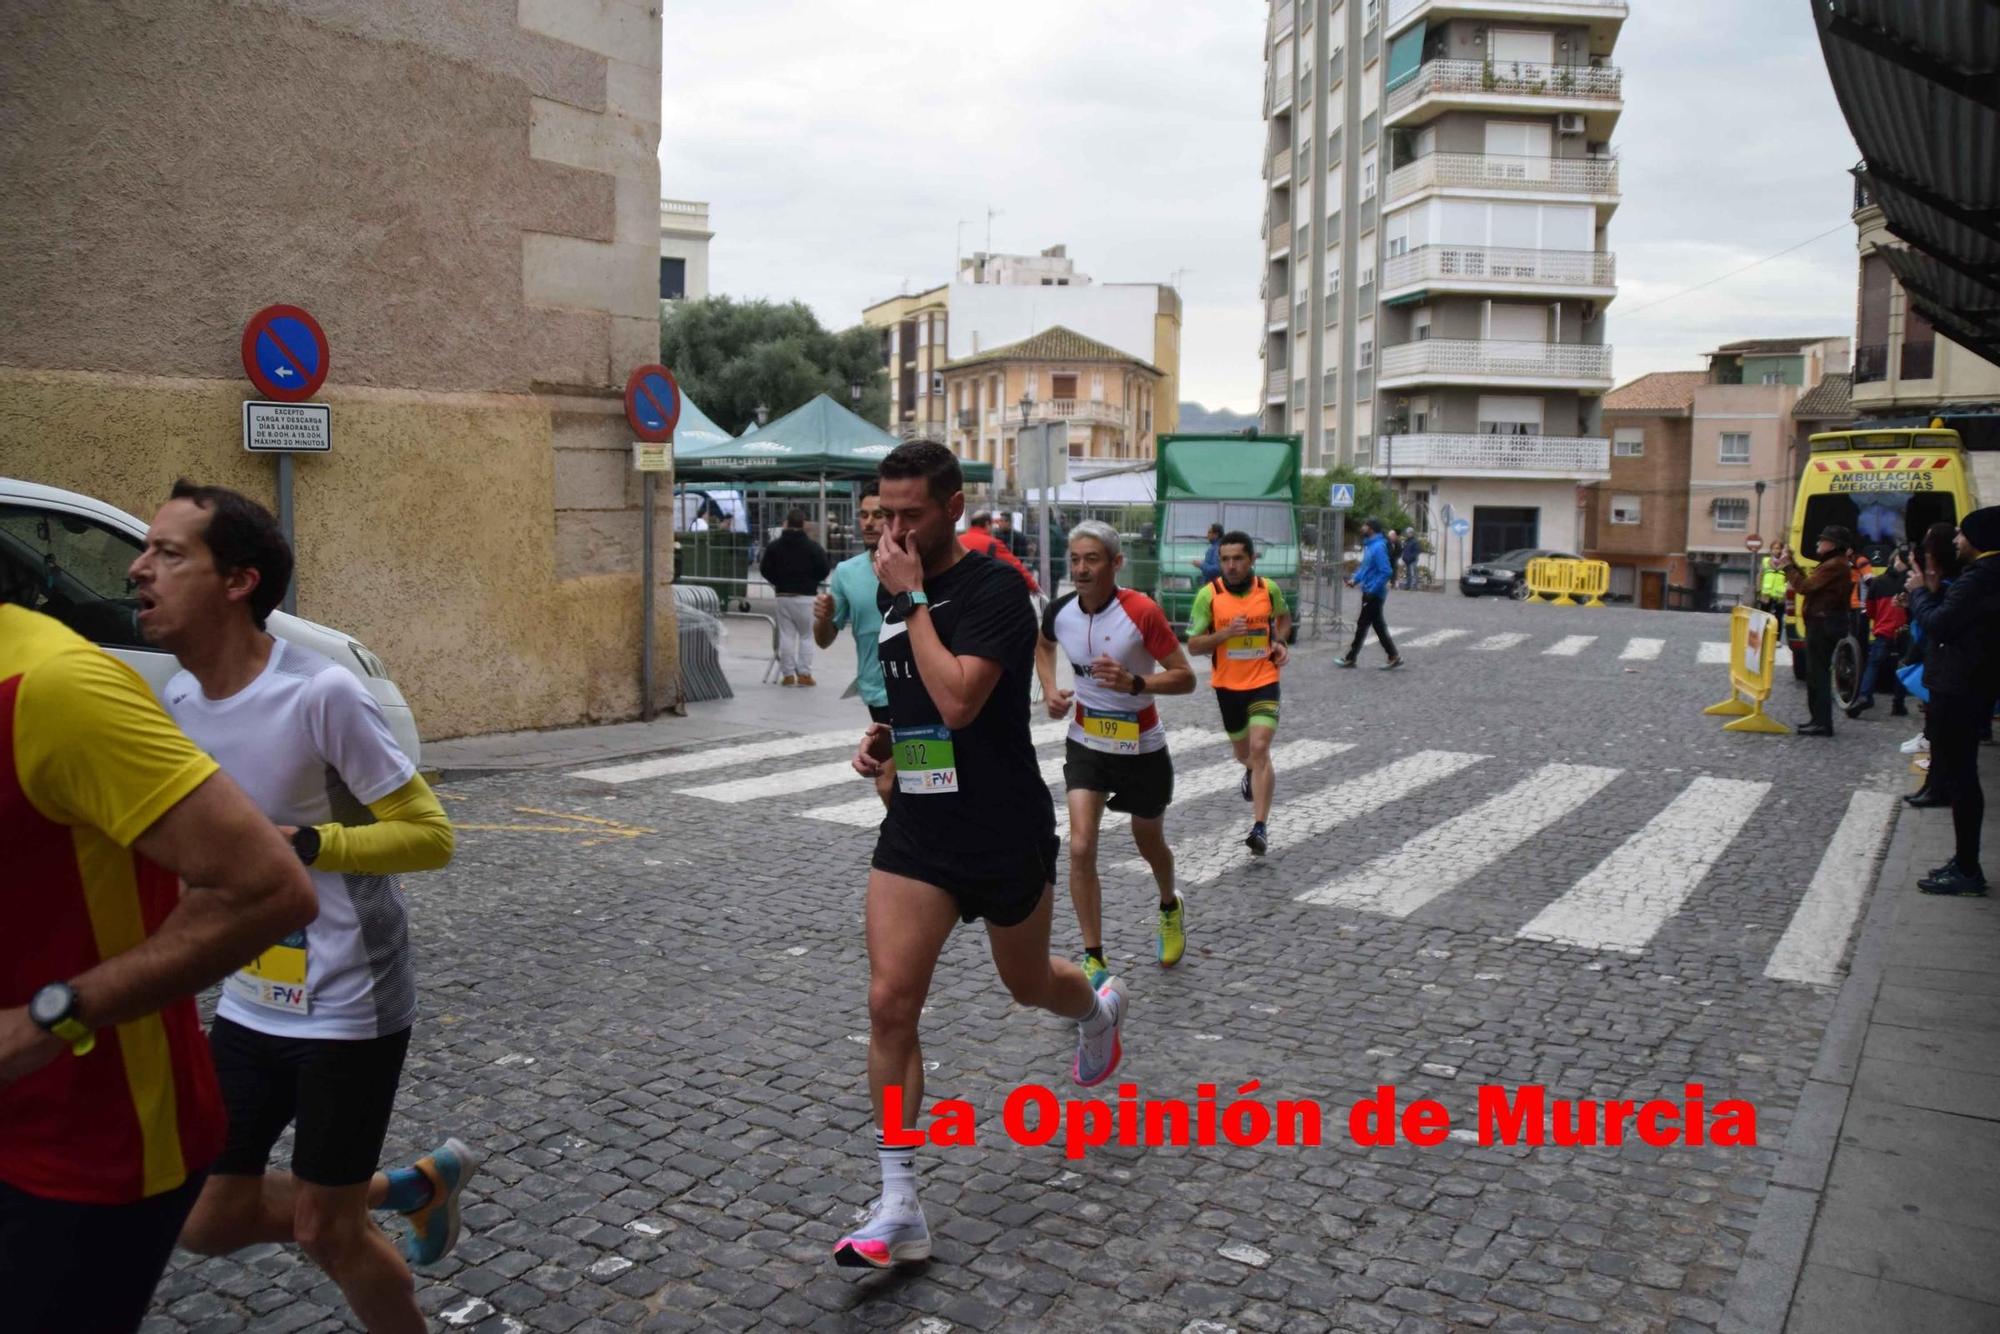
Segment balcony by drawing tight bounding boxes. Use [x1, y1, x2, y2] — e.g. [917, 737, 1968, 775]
[1267, 368, 1289, 400]
[1387, 0, 1627, 36]
[1268, 146, 1294, 185]
[1267, 295, 1290, 327]
[1025, 399, 1130, 430]
[1376, 338, 1613, 390]
[1367, 432, 1610, 480]
[1268, 220, 1292, 257]
[1386, 152, 1619, 208]
[1854, 342, 1888, 384]
[894, 421, 947, 443]
[1380, 244, 1615, 299]
[1386, 59, 1623, 132]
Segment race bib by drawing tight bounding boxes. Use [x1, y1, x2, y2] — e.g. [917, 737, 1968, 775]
[1078, 706, 1142, 755]
[893, 724, 960, 794]
[1225, 627, 1270, 660]
[227, 930, 310, 1014]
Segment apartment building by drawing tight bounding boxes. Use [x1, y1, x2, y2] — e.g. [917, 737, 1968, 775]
[658, 199, 712, 302]
[1260, 0, 1624, 563]
[862, 245, 1182, 449]
[1586, 370, 1700, 609]
[939, 326, 1163, 489]
[1851, 178, 2000, 448]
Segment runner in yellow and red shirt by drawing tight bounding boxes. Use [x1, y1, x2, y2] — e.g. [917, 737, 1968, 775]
[0, 593, 314, 1334]
[1186, 531, 1292, 857]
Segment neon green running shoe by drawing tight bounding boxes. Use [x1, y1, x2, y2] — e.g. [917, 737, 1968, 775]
[1081, 952, 1111, 992]
[1158, 895, 1186, 968]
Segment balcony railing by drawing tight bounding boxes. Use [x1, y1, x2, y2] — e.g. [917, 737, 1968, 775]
[1369, 432, 1610, 477]
[1381, 244, 1615, 291]
[1853, 174, 1875, 214]
[1388, 0, 1627, 27]
[1269, 146, 1294, 183]
[1387, 151, 1619, 203]
[1854, 343, 1888, 384]
[1387, 59, 1623, 116]
[1027, 399, 1130, 429]
[1267, 368, 1289, 396]
[1377, 338, 1613, 384]
[1268, 221, 1292, 254]
[894, 421, 946, 443]
[1268, 295, 1290, 325]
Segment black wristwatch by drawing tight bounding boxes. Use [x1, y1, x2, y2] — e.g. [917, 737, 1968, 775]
[29, 981, 94, 1056]
[1128, 673, 1146, 696]
[890, 589, 929, 620]
[291, 825, 322, 866]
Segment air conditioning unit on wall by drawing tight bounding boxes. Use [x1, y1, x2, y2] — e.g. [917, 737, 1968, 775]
[1558, 113, 1586, 136]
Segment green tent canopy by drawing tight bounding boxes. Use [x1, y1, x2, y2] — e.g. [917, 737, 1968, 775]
[672, 392, 992, 483]
[671, 393, 734, 451]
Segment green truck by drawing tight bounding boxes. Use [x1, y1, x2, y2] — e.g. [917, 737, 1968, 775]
[1150, 433, 1304, 632]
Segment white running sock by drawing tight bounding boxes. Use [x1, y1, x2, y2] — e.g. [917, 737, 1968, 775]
[875, 1132, 917, 1202]
[1078, 991, 1113, 1035]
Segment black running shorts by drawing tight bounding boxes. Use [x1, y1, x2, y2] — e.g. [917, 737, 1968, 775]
[871, 822, 1057, 926]
[208, 1017, 411, 1187]
[1215, 682, 1282, 739]
[1062, 739, 1175, 821]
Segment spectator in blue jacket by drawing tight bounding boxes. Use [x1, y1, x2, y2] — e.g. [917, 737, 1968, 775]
[1339, 518, 1402, 669]
[1192, 523, 1224, 585]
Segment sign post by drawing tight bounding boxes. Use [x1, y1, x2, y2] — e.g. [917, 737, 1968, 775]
[625, 365, 682, 721]
[1742, 534, 1766, 607]
[1017, 421, 1069, 593]
[1325, 484, 1353, 633]
[240, 305, 332, 616]
[1449, 516, 1471, 588]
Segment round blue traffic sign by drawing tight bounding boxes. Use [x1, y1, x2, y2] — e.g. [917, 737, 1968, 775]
[241, 304, 329, 401]
[625, 364, 681, 443]
[1450, 518, 1471, 537]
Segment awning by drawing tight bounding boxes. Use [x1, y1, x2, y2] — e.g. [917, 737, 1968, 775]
[1815, 0, 2000, 369]
[673, 392, 993, 483]
[1386, 21, 1426, 92]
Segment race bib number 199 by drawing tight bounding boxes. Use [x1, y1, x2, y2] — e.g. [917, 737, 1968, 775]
[1078, 706, 1142, 755]
[893, 724, 960, 794]
[228, 930, 310, 1014]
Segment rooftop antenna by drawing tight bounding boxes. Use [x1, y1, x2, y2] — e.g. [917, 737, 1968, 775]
[985, 205, 1003, 255]
[1170, 267, 1193, 292]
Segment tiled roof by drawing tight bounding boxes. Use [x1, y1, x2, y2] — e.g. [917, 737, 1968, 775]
[1604, 370, 1705, 414]
[1712, 336, 1846, 354]
[944, 325, 1160, 374]
[1793, 373, 1855, 420]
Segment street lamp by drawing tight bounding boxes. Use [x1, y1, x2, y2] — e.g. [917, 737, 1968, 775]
[1019, 392, 1054, 592]
[754, 403, 770, 427]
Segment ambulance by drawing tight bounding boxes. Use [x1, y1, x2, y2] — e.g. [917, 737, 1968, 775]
[1781, 425, 1994, 671]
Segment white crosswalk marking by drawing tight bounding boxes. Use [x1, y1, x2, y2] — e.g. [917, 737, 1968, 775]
[1620, 638, 1664, 661]
[1405, 628, 1468, 649]
[571, 728, 873, 784]
[1152, 749, 1488, 885]
[1698, 641, 1730, 665]
[1299, 763, 1621, 915]
[1470, 632, 1530, 652]
[801, 735, 1077, 825]
[681, 720, 1067, 805]
[1516, 777, 1770, 953]
[1543, 635, 1596, 656]
[1764, 790, 1900, 986]
[1055, 739, 1353, 836]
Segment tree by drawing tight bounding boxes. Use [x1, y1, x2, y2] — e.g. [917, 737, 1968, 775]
[659, 296, 890, 435]
[1303, 466, 1415, 536]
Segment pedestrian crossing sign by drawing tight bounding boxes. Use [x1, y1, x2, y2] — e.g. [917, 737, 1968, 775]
[1328, 484, 1355, 509]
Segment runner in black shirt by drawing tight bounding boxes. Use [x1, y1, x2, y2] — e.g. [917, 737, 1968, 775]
[832, 442, 1126, 1271]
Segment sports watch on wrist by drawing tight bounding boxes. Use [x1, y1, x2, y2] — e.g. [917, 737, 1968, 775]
[891, 589, 929, 620]
[29, 981, 94, 1056]
[291, 825, 322, 866]
[1128, 673, 1146, 696]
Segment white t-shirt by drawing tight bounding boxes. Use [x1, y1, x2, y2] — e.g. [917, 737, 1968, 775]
[1040, 587, 1180, 755]
[165, 639, 418, 1040]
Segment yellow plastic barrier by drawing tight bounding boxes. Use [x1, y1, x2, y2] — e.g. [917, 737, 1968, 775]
[1524, 557, 1611, 607]
[1703, 606, 1790, 735]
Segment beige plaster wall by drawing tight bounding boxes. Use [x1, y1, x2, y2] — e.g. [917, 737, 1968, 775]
[0, 0, 671, 739]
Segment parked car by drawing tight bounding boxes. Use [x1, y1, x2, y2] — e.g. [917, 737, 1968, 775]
[1458, 547, 1582, 600]
[0, 477, 422, 765]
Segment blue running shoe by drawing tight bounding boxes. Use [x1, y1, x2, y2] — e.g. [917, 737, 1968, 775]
[400, 1137, 480, 1267]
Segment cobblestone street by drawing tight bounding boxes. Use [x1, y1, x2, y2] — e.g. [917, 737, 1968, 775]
[151, 596, 1914, 1334]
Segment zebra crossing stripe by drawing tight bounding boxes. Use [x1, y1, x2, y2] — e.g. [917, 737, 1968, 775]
[1056, 739, 1353, 835]
[1470, 632, 1530, 652]
[1698, 641, 1730, 665]
[571, 728, 874, 784]
[1763, 790, 1900, 986]
[1543, 635, 1596, 656]
[1404, 628, 1468, 649]
[800, 731, 1078, 825]
[1153, 749, 1488, 885]
[1620, 638, 1664, 661]
[1299, 763, 1621, 914]
[1516, 776, 1770, 953]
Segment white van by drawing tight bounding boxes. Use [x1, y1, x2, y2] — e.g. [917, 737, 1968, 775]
[0, 478, 421, 766]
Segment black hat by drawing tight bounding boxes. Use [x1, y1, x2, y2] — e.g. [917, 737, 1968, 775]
[1962, 506, 2000, 553]
[1817, 525, 1856, 551]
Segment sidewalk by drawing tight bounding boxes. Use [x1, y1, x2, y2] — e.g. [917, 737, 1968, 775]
[1727, 746, 2000, 1334]
[423, 617, 868, 777]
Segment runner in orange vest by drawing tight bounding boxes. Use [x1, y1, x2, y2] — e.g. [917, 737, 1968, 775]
[1185, 532, 1292, 857]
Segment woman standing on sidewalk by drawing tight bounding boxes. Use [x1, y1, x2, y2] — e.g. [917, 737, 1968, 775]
[1906, 507, 2000, 896]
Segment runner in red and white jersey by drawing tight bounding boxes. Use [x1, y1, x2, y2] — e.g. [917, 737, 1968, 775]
[1035, 521, 1196, 986]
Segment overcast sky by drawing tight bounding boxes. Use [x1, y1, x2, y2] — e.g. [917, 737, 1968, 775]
[660, 2, 1859, 413]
